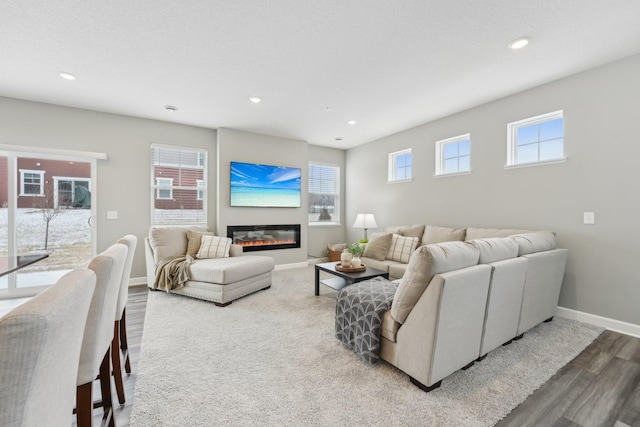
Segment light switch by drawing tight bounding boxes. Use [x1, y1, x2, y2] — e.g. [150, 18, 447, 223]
[583, 212, 595, 225]
[107, 211, 118, 220]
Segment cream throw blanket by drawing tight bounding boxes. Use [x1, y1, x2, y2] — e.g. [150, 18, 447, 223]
[152, 255, 194, 292]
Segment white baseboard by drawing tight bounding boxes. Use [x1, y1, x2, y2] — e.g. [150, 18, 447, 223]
[556, 306, 640, 338]
[274, 262, 309, 270]
[129, 277, 148, 287]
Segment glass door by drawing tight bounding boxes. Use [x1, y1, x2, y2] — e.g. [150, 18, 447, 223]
[0, 151, 96, 297]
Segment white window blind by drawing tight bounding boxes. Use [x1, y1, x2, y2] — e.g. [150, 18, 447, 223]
[308, 163, 340, 224]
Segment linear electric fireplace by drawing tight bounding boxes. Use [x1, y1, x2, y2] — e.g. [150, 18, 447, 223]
[227, 224, 301, 252]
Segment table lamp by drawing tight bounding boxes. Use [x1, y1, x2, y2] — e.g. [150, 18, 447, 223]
[352, 213, 378, 242]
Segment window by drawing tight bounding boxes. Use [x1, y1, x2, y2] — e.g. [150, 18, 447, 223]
[388, 149, 412, 182]
[156, 178, 173, 199]
[435, 134, 471, 176]
[507, 110, 565, 167]
[151, 144, 207, 225]
[308, 163, 340, 225]
[19, 170, 45, 196]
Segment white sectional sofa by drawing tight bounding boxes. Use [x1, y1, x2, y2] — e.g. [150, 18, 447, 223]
[145, 225, 274, 306]
[341, 224, 568, 392]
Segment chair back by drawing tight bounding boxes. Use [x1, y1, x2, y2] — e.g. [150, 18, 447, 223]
[77, 243, 127, 386]
[116, 235, 137, 320]
[0, 269, 96, 427]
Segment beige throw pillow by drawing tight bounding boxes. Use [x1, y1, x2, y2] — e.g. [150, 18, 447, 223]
[196, 235, 232, 259]
[385, 234, 419, 263]
[421, 225, 466, 245]
[362, 232, 393, 261]
[186, 230, 216, 257]
[390, 241, 480, 324]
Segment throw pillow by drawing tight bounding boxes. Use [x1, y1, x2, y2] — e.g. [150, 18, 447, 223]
[385, 234, 419, 263]
[186, 230, 216, 257]
[196, 235, 232, 259]
[362, 232, 393, 261]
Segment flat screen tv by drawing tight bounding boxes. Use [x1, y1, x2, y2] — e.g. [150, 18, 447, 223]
[230, 161, 301, 207]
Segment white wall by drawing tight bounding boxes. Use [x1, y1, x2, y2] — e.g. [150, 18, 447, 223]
[346, 53, 640, 326]
[0, 96, 217, 279]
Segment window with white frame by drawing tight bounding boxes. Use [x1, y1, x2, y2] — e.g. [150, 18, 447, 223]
[156, 178, 173, 199]
[151, 144, 207, 225]
[388, 149, 412, 182]
[435, 134, 471, 176]
[308, 163, 340, 224]
[19, 170, 45, 196]
[507, 110, 565, 167]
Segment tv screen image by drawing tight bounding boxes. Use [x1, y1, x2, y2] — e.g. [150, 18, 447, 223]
[230, 161, 301, 207]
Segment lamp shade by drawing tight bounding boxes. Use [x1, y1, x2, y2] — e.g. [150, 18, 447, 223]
[352, 214, 378, 229]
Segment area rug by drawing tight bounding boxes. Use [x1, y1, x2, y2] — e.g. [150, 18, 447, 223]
[129, 266, 603, 427]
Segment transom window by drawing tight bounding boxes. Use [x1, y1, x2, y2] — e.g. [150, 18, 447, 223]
[151, 144, 207, 225]
[435, 134, 471, 176]
[388, 149, 412, 182]
[507, 110, 565, 167]
[308, 163, 340, 225]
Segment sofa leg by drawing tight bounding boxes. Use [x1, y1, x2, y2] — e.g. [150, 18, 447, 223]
[262, 286, 271, 291]
[502, 339, 513, 346]
[213, 301, 232, 307]
[476, 354, 487, 362]
[544, 316, 554, 323]
[410, 377, 441, 392]
[514, 333, 524, 340]
[461, 361, 474, 370]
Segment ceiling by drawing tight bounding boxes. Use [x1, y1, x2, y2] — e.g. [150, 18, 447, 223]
[2, 1, 640, 149]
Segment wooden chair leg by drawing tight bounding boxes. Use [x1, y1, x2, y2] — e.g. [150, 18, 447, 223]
[99, 349, 115, 427]
[76, 382, 94, 427]
[120, 308, 131, 374]
[112, 321, 126, 404]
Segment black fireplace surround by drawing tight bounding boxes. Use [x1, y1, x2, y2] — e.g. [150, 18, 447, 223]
[227, 224, 301, 252]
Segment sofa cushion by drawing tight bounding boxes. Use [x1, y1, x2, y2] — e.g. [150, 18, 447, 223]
[363, 232, 393, 261]
[510, 231, 556, 256]
[464, 227, 532, 241]
[189, 256, 274, 284]
[421, 225, 466, 245]
[386, 224, 425, 240]
[385, 234, 419, 263]
[390, 241, 480, 324]
[196, 235, 232, 259]
[187, 230, 216, 257]
[468, 237, 519, 264]
[149, 225, 208, 265]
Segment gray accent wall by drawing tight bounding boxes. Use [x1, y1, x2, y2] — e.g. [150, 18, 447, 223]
[216, 128, 308, 265]
[345, 53, 640, 325]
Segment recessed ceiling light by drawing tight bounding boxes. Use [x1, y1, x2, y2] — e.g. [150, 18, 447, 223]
[164, 105, 178, 112]
[509, 37, 530, 50]
[335, 137, 343, 141]
[347, 120, 356, 125]
[249, 97, 262, 103]
[59, 72, 76, 80]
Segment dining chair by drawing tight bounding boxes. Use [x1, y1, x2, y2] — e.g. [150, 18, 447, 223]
[112, 234, 137, 404]
[0, 269, 96, 427]
[76, 243, 127, 427]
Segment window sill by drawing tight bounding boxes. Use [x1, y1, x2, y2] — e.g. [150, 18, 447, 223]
[504, 157, 567, 170]
[434, 171, 471, 178]
[309, 222, 341, 227]
[387, 178, 413, 184]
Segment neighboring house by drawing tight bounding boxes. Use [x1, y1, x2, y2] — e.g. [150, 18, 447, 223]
[0, 157, 91, 209]
[153, 149, 204, 211]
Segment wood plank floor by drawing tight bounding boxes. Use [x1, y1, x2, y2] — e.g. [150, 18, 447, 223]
[56, 287, 640, 426]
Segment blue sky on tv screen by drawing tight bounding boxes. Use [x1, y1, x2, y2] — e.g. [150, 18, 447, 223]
[231, 162, 301, 190]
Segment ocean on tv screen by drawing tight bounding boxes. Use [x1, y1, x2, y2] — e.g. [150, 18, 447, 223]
[230, 161, 301, 207]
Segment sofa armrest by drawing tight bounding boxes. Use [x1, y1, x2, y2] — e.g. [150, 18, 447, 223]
[144, 237, 158, 288]
[229, 244, 243, 257]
